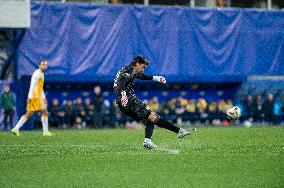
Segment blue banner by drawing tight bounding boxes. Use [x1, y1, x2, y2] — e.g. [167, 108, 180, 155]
[16, 3, 284, 82]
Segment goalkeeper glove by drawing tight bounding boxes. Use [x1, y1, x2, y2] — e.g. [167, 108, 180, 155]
[153, 76, 166, 84]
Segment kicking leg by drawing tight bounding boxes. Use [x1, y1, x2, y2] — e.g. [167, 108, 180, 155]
[148, 112, 179, 133]
[148, 112, 195, 138]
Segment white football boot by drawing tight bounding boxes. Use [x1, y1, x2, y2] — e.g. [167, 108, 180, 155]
[178, 128, 196, 138]
[143, 138, 157, 149]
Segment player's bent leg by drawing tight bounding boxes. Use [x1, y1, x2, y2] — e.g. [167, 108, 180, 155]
[144, 121, 154, 139]
[12, 111, 33, 136]
[41, 109, 52, 136]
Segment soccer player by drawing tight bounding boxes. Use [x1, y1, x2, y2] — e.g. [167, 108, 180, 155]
[12, 60, 52, 136]
[113, 56, 195, 149]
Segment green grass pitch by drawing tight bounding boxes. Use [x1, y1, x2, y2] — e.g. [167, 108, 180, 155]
[0, 126, 283, 188]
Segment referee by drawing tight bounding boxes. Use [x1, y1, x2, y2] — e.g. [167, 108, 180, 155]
[113, 56, 195, 149]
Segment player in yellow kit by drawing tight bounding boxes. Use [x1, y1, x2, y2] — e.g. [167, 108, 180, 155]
[12, 60, 52, 136]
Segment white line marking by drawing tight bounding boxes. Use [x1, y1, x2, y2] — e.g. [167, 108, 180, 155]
[155, 146, 180, 155]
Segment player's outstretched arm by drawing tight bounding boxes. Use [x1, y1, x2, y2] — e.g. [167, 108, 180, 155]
[136, 73, 153, 80]
[137, 73, 166, 84]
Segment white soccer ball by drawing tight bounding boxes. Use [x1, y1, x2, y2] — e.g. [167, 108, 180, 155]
[226, 106, 241, 120]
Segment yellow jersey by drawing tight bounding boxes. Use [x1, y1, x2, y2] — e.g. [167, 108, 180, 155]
[28, 69, 45, 99]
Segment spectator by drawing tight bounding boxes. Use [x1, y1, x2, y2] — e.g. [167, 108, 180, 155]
[167, 98, 177, 122]
[185, 99, 198, 122]
[84, 98, 94, 127]
[175, 96, 187, 125]
[58, 103, 67, 129]
[156, 99, 175, 122]
[217, 99, 227, 121]
[63, 99, 76, 128]
[244, 95, 254, 121]
[111, 100, 124, 126]
[74, 97, 86, 129]
[225, 99, 233, 109]
[75, 97, 85, 113]
[33, 111, 42, 129]
[147, 96, 159, 113]
[175, 96, 186, 115]
[253, 95, 264, 122]
[263, 94, 275, 124]
[93, 86, 104, 128]
[273, 101, 282, 124]
[84, 98, 91, 109]
[168, 98, 177, 115]
[196, 98, 208, 122]
[159, 99, 171, 116]
[196, 98, 207, 113]
[48, 98, 61, 127]
[185, 99, 196, 114]
[178, 96, 188, 106]
[103, 99, 116, 127]
[0, 85, 15, 130]
[217, 99, 226, 113]
[207, 101, 218, 122]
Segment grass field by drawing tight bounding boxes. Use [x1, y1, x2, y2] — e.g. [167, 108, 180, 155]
[0, 126, 283, 188]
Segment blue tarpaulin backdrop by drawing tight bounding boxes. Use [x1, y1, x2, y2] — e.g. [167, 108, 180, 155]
[16, 2, 284, 82]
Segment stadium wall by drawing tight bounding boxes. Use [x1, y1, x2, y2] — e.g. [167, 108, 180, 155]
[16, 2, 284, 83]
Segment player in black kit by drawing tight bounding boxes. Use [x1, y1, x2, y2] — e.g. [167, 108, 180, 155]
[114, 56, 195, 149]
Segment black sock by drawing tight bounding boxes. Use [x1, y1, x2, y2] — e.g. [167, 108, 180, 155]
[145, 121, 154, 139]
[156, 118, 180, 133]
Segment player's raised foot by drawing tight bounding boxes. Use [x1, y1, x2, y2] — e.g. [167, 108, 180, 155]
[11, 128, 20, 136]
[143, 138, 157, 149]
[43, 131, 53, 137]
[178, 128, 196, 138]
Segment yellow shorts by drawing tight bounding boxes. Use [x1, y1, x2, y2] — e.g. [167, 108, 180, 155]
[26, 98, 46, 112]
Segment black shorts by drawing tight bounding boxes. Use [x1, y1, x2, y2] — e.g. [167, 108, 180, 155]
[117, 97, 151, 122]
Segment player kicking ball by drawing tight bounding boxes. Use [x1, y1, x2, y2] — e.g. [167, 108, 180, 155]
[12, 60, 52, 136]
[113, 56, 195, 149]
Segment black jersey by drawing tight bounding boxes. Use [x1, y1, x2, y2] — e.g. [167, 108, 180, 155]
[113, 65, 153, 100]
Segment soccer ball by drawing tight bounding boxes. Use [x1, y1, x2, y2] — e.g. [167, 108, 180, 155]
[226, 106, 241, 120]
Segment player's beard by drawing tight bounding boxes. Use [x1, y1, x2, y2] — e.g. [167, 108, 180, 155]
[40, 68, 47, 72]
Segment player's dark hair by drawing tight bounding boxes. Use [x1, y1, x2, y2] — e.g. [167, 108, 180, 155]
[38, 59, 46, 65]
[130, 56, 149, 67]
